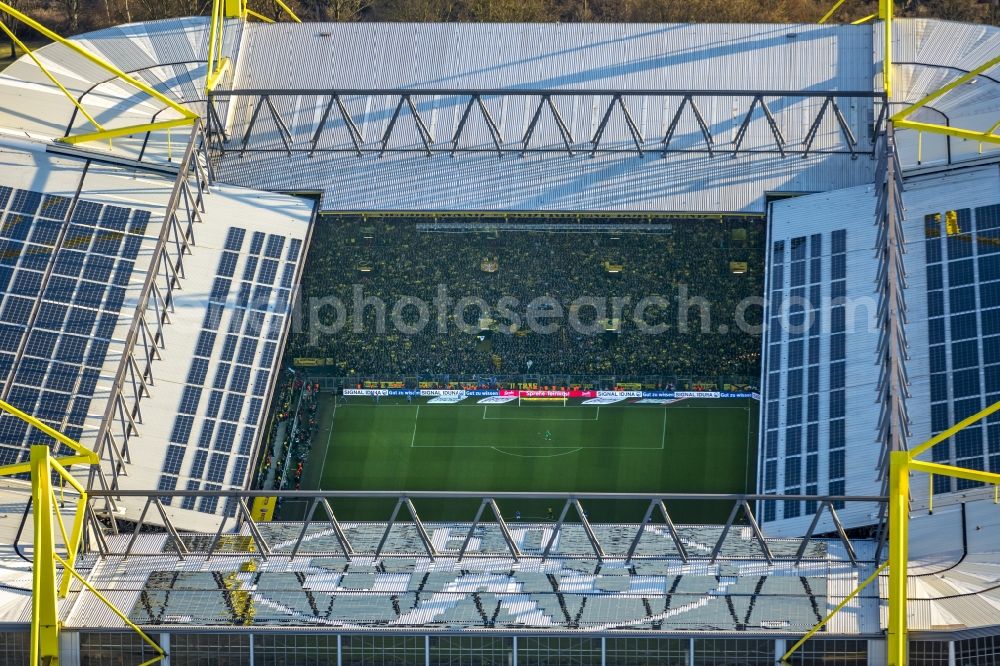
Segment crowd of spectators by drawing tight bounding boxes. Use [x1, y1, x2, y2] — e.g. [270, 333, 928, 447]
[257, 374, 318, 491]
[287, 217, 764, 380]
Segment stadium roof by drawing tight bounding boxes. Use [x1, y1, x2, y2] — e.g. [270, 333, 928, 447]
[0, 18, 995, 213]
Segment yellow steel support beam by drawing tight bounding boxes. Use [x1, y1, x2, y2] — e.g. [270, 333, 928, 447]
[206, 58, 232, 93]
[781, 561, 888, 663]
[852, 13, 878, 24]
[0, 453, 96, 477]
[269, 0, 301, 22]
[54, 552, 165, 664]
[819, 0, 847, 24]
[894, 120, 1000, 145]
[207, 0, 221, 89]
[908, 459, 1000, 487]
[0, 20, 105, 133]
[58, 117, 196, 145]
[0, 400, 165, 664]
[246, 8, 275, 22]
[893, 55, 1000, 123]
[0, 399, 98, 465]
[0, 2, 196, 124]
[910, 399, 1000, 459]
[890, 54, 1000, 145]
[224, 0, 245, 18]
[30, 446, 60, 666]
[887, 451, 909, 666]
[880, 0, 893, 97]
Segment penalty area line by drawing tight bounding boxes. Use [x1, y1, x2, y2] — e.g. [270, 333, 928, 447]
[409, 405, 420, 448]
[490, 447, 583, 458]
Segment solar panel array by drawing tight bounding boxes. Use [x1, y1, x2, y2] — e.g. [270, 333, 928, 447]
[159, 228, 302, 515]
[0, 185, 149, 465]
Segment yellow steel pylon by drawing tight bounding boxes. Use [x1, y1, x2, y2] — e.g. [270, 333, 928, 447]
[783, 400, 1000, 666]
[0, 400, 165, 665]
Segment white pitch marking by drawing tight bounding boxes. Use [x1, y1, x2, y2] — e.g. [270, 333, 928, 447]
[409, 405, 420, 448]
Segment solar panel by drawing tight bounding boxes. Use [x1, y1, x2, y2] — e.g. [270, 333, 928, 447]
[246, 398, 262, 422]
[198, 490, 220, 514]
[260, 342, 276, 367]
[44, 275, 77, 302]
[238, 427, 256, 455]
[221, 394, 244, 422]
[237, 338, 257, 365]
[213, 362, 232, 389]
[14, 358, 47, 386]
[95, 313, 118, 339]
[206, 454, 228, 483]
[287, 237, 302, 263]
[197, 421, 216, 449]
[2, 296, 34, 325]
[206, 390, 224, 418]
[220, 334, 238, 362]
[187, 358, 210, 385]
[55, 335, 88, 364]
[38, 195, 70, 220]
[53, 250, 86, 277]
[169, 415, 195, 444]
[70, 201, 102, 225]
[229, 456, 249, 485]
[258, 259, 278, 285]
[106, 286, 126, 311]
[35, 392, 70, 421]
[249, 231, 265, 255]
[10, 190, 41, 215]
[86, 340, 110, 367]
[99, 205, 130, 232]
[280, 263, 295, 288]
[93, 229, 126, 257]
[25, 330, 58, 357]
[215, 422, 237, 452]
[21, 244, 52, 271]
[227, 308, 245, 335]
[203, 303, 225, 330]
[191, 450, 209, 476]
[43, 362, 79, 392]
[0, 185, 12, 209]
[0, 324, 23, 352]
[178, 386, 203, 415]
[264, 235, 285, 259]
[194, 331, 216, 357]
[10, 270, 43, 296]
[224, 227, 246, 251]
[229, 365, 251, 393]
[251, 286, 271, 309]
[82, 254, 114, 282]
[242, 257, 258, 282]
[2, 213, 33, 242]
[217, 251, 239, 278]
[130, 210, 151, 235]
[163, 445, 185, 475]
[68, 397, 90, 426]
[29, 220, 62, 246]
[122, 235, 142, 260]
[209, 277, 231, 303]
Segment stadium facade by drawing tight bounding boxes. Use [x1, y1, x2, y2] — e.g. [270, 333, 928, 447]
[0, 5, 996, 665]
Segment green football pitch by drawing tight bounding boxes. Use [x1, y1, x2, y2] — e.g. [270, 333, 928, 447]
[294, 396, 758, 524]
